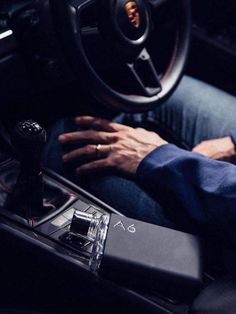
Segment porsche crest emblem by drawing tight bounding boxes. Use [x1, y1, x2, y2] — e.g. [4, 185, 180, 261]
[125, 1, 140, 28]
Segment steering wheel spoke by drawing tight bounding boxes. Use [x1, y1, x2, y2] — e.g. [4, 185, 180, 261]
[81, 26, 99, 36]
[127, 48, 162, 97]
[147, 0, 169, 10]
[67, 0, 94, 11]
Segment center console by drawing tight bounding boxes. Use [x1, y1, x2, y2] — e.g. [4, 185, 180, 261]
[0, 122, 112, 266]
[0, 120, 203, 313]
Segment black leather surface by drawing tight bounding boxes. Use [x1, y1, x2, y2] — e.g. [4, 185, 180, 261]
[191, 276, 236, 314]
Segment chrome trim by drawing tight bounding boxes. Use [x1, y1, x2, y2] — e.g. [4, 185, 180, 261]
[0, 30, 13, 40]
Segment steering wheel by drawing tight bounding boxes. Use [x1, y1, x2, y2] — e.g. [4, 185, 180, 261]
[50, 0, 191, 112]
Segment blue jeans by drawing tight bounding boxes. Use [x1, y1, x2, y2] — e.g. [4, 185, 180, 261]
[43, 76, 236, 231]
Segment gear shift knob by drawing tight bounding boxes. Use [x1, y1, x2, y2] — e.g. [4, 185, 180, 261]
[13, 120, 47, 175]
[8, 120, 47, 219]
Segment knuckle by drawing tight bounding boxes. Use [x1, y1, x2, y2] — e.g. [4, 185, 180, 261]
[85, 145, 93, 154]
[96, 118, 108, 128]
[150, 131, 157, 137]
[109, 144, 115, 153]
[92, 162, 99, 169]
[111, 133, 121, 142]
[86, 130, 93, 138]
[100, 118, 108, 126]
[114, 154, 123, 165]
[110, 122, 124, 131]
[94, 118, 102, 126]
[111, 144, 120, 152]
[106, 157, 114, 168]
[109, 122, 118, 128]
[67, 133, 73, 140]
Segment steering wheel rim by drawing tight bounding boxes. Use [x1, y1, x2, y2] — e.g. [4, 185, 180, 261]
[51, 0, 191, 112]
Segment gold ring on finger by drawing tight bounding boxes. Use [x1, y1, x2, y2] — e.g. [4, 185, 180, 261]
[95, 144, 102, 158]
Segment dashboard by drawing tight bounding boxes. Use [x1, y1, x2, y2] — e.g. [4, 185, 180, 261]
[190, 0, 236, 94]
[0, 0, 75, 123]
[0, 0, 236, 115]
[192, 0, 236, 55]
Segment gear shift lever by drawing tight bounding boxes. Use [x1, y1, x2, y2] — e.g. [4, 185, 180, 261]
[12, 120, 46, 176]
[8, 120, 47, 219]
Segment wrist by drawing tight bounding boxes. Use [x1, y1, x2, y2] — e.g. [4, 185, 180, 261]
[222, 136, 236, 157]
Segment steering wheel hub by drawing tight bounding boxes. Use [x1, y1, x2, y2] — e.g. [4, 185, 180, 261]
[114, 0, 150, 44]
[97, 0, 150, 58]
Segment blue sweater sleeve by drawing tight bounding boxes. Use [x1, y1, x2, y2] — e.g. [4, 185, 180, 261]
[136, 144, 236, 246]
[230, 129, 236, 147]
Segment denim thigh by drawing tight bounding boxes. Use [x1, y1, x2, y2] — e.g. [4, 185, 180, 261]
[119, 76, 236, 149]
[43, 75, 236, 229]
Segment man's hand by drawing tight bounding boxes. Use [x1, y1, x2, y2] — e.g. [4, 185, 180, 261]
[58, 116, 168, 175]
[192, 137, 236, 162]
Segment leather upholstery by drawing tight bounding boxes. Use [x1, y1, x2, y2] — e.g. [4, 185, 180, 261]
[0, 156, 75, 220]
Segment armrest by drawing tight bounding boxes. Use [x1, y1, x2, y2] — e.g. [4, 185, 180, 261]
[191, 276, 236, 314]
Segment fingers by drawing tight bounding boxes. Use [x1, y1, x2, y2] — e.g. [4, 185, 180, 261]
[74, 116, 129, 132]
[76, 159, 113, 174]
[63, 144, 112, 163]
[58, 130, 117, 144]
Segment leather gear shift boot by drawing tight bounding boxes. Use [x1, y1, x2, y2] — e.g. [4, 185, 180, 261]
[0, 157, 74, 222]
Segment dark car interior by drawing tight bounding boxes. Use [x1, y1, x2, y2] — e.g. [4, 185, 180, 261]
[0, 0, 236, 313]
